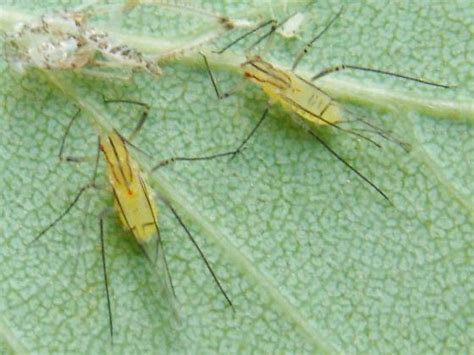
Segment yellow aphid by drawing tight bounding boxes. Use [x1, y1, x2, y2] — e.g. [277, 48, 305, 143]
[203, 8, 450, 201]
[242, 55, 341, 126]
[99, 131, 158, 243]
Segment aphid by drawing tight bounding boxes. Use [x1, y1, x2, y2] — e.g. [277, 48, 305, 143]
[32, 105, 237, 342]
[202, 8, 450, 201]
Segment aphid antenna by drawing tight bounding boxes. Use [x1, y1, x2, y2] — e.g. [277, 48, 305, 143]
[102, 96, 150, 143]
[250, 10, 309, 56]
[121, 134, 155, 159]
[213, 18, 277, 55]
[213, 10, 304, 56]
[291, 6, 344, 71]
[167, 204, 234, 309]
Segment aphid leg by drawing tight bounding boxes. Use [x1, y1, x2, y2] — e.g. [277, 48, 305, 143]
[311, 64, 451, 88]
[32, 139, 101, 244]
[307, 130, 391, 202]
[167, 204, 233, 309]
[291, 7, 344, 71]
[202, 53, 273, 159]
[201, 53, 246, 99]
[58, 109, 98, 163]
[58, 109, 81, 162]
[30, 184, 94, 244]
[102, 96, 150, 141]
[151, 148, 242, 171]
[99, 218, 114, 343]
[227, 107, 269, 160]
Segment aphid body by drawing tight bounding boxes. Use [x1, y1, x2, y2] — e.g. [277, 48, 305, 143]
[99, 130, 158, 243]
[242, 55, 341, 127]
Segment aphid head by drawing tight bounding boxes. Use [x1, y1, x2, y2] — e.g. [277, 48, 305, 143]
[241, 54, 263, 71]
[241, 55, 285, 89]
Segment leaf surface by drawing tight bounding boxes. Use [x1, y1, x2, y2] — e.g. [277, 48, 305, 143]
[0, 0, 472, 353]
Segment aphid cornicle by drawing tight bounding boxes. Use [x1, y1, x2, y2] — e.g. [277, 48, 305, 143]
[203, 7, 450, 201]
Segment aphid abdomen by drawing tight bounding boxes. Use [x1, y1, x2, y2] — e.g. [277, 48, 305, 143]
[100, 132, 158, 244]
[282, 73, 342, 126]
[112, 179, 158, 243]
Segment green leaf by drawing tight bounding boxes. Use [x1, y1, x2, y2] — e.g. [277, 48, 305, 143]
[1, 0, 472, 353]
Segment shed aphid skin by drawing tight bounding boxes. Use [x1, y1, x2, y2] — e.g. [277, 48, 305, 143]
[276, 12, 305, 39]
[3, 1, 255, 77]
[32, 106, 237, 342]
[203, 8, 451, 201]
[3, 5, 161, 76]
